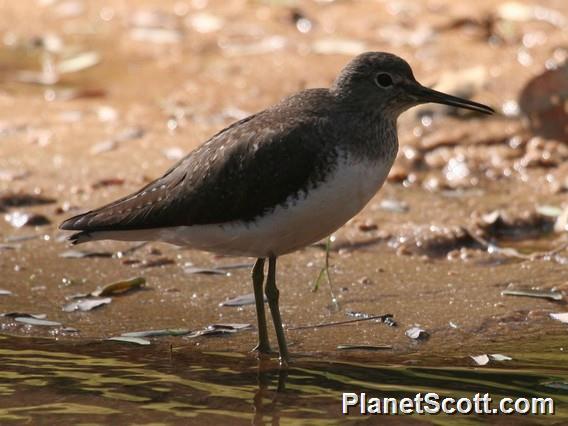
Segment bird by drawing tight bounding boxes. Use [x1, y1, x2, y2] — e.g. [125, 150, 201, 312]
[60, 52, 493, 364]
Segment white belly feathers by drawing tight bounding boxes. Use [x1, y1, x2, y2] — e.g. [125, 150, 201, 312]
[157, 154, 392, 256]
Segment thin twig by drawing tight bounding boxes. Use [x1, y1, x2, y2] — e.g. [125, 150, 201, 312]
[289, 314, 393, 331]
[312, 237, 339, 310]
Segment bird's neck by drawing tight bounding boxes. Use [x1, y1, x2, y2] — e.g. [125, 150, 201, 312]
[335, 112, 399, 165]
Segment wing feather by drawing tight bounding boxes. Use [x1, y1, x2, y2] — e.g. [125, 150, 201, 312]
[60, 90, 337, 232]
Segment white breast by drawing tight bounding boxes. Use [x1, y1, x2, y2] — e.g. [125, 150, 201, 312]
[151, 154, 394, 257]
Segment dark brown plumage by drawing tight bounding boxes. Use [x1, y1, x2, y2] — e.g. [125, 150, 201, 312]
[60, 52, 493, 363]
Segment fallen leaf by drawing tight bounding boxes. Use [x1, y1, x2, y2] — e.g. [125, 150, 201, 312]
[60, 249, 113, 259]
[211, 323, 251, 330]
[92, 277, 146, 297]
[63, 297, 112, 312]
[56, 51, 101, 74]
[121, 328, 191, 338]
[490, 354, 512, 361]
[107, 336, 151, 345]
[2, 312, 46, 319]
[220, 293, 265, 307]
[215, 262, 255, 271]
[15, 317, 61, 327]
[0, 192, 55, 208]
[550, 312, 568, 323]
[470, 354, 490, 365]
[135, 257, 175, 268]
[501, 287, 563, 301]
[184, 266, 229, 275]
[337, 344, 392, 351]
[187, 323, 252, 338]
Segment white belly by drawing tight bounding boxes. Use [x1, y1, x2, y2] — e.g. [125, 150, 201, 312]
[149, 155, 392, 257]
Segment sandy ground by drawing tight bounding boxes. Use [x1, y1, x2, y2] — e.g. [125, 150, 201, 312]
[0, 0, 567, 359]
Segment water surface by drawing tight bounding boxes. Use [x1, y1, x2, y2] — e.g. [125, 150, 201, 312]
[1, 335, 567, 424]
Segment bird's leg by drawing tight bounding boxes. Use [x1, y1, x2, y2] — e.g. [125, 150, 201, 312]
[252, 257, 271, 354]
[265, 256, 290, 364]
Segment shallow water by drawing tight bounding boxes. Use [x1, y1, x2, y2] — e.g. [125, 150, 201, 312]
[1, 335, 567, 424]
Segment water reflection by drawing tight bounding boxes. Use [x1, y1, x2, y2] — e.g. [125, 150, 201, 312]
[0, 335, 567, 424]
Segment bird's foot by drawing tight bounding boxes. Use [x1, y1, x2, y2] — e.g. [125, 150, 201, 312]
[251, 345, 291, 367]
[251, 344, 273, 356]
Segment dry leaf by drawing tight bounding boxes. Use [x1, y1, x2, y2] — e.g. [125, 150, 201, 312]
[92, 277, 146, 297]
[63, 297, 112, 312]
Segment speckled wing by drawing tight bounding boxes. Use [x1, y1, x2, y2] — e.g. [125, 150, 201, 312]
[60, 92, 337, 235]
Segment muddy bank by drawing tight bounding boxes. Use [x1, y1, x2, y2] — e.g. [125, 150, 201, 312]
[0, 0, 567, 360]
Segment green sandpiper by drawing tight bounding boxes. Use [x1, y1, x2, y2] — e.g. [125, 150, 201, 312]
[61, 52, 494, 364]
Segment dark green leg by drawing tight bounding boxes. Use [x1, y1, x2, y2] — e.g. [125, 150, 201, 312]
[252, 258, 271, 354]
[265, 256, 290, 364]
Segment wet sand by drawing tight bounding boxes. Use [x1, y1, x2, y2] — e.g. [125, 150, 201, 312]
[1, 0, 567, 361]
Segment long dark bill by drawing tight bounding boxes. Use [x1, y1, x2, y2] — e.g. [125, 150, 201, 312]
[412, 85, 495, 115]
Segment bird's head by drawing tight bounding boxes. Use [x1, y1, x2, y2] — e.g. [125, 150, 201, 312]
[331, 52, 494, 117]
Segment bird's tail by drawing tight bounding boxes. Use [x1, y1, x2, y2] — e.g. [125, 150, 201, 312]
[68, 231, 94, 245]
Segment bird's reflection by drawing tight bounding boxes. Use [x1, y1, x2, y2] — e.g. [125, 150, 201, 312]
[252, 359, 289, 426]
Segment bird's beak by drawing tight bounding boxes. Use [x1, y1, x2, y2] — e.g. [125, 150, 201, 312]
[409, 83, 494, 115]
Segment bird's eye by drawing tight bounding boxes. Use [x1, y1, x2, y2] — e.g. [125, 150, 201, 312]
[375, 73, 393, 88]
